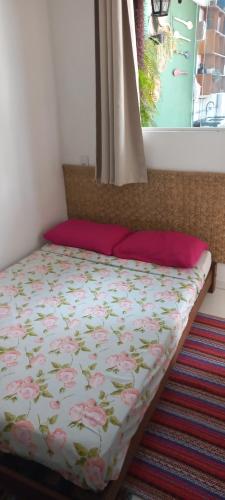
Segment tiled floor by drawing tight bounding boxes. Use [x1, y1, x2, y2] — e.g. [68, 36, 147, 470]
[200, 286, 225, 318]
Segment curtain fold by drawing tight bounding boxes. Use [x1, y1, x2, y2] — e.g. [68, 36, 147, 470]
[95, 0, 147, 186]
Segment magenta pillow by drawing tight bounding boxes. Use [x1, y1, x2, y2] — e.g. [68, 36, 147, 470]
[113, 231, 209, 268]
[44, 219, 131, 256]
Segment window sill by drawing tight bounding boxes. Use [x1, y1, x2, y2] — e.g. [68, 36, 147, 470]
[142, 127, 225, 133]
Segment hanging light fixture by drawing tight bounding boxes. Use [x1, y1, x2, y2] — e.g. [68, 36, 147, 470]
[151, 0, 171, 16]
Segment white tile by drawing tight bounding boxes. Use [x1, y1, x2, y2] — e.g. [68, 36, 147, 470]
[200, 288, 225, 318]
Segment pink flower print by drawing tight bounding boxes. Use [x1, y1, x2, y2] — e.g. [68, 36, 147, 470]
[67, 318, 79, 329]
[69, 399, 107, 428]
[85, 306, 106, 317]
[89, 353, 97, 361]
[42, 315, 58, 329]
[156, 291, 177, 301]
[186, 285, 196, 294]
[6, 379, 22, 393]
[106, 354, 119, 368]
[30, 353, 46, 366]
[61, 337, 79, 354]
[50, 337, 79, 353]
[120, 332, 133, 344]
[142, 302, 154, 312]
[34, 265, 49, 274]
[92, 328, 108, 343]
[44, 297, 61, 307]
[47, 428, 67, 453]
[170, 311, 180, 321]
[119, 300, 133, 311]
[117, 353, 137, 372]
[49, 400, 60, 410]
[95, 291, 107, 300]
[0, 350, 21, 367]
[161, 278, 173, 286]
[71, 274, 85, 283]
[12, 420, 34, 446]
[0, 325, 26, 339]
[18, 381, 40, 400]
[84, 457, 106, 490]
[20, 308, 33, 319]
[98, 269, 110, 277]
[121, 388, 140, 407]
[0, 304, 11, 319]
[50, 338, 62, 350]
[58, 261, 72, 270]
[16, 272, 25, 280]
[93, 306, 106, 318]
[24, 376, 33, 384]
[106, 352, 136, 372]
[77, 250, 90, 259]
[34, 336, 44, 344]
[56, 367, 77, 388]
[157, 266, 170, 273]
[134, 317, 160, 331]
[0, 285, 18, 296]
[31, 281, 44, 291]
[148, 343, 164, 360]
[71, 289, 86, 299]
[26, 253, 39, 262]
[89, 372, 105, 388]
[139, 277, 155, 286]
[0, 271, 7, 279]
[112, 282, 130, 291]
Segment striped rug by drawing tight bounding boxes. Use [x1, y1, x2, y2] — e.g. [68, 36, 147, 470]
[122, 313, 225, 500]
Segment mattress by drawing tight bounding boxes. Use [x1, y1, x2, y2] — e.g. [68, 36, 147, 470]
[0, 244, 211, 491]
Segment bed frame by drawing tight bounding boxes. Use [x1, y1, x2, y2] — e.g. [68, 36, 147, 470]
[0, 262, 217, 500]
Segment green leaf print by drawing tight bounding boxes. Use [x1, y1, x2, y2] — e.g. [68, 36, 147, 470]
[48, 415, 58, 425]
[74, 443, 88, 457]
[110, 416, 120, 426]
[4, 412, 15, 422]
[88, 447, 99, 458]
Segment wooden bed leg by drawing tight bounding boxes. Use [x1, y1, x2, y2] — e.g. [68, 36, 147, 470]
[208, 262, 217, 293]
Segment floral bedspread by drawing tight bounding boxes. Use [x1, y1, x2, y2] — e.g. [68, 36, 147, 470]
[0, 244, 207, 491]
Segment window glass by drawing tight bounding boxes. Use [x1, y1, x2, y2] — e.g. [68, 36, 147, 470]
[135, 0, 225, 128]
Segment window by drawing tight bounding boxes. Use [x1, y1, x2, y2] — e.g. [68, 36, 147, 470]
[135, 0, 225, 128]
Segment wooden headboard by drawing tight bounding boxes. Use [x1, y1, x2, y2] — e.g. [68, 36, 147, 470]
[63, 165, 225, 263]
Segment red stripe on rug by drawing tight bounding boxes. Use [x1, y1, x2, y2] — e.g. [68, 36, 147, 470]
[185, 338, 225, 358]
[194, 315, 225, 330]
[190, 326, 225, 343]
[152, 408, 225, 448]
[170, 369, 225, 397]
[142, 434, 225, 481]
[177, 353, 225, 377]
[128, 461, 214, 500]
[162, 387, 225, 421]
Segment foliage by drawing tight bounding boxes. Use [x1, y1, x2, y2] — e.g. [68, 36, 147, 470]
[139, 39, 159, 127]
[139, 26, 176, 127]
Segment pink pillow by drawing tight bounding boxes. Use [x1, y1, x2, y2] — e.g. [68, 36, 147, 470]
[113, 231, 209, 268]
[44, 219, 131, 256]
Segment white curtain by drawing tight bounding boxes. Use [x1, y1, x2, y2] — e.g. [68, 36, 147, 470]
[95, 0, 147, 186]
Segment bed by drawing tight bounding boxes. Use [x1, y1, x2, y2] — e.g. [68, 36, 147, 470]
[0, 241, 216, 500]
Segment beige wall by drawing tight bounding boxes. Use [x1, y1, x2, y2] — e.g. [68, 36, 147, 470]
[0, 0, 67, 270]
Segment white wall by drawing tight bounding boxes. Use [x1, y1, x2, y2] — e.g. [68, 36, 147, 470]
[0, 0, 67, 270]
[47, 0, 96, 166]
